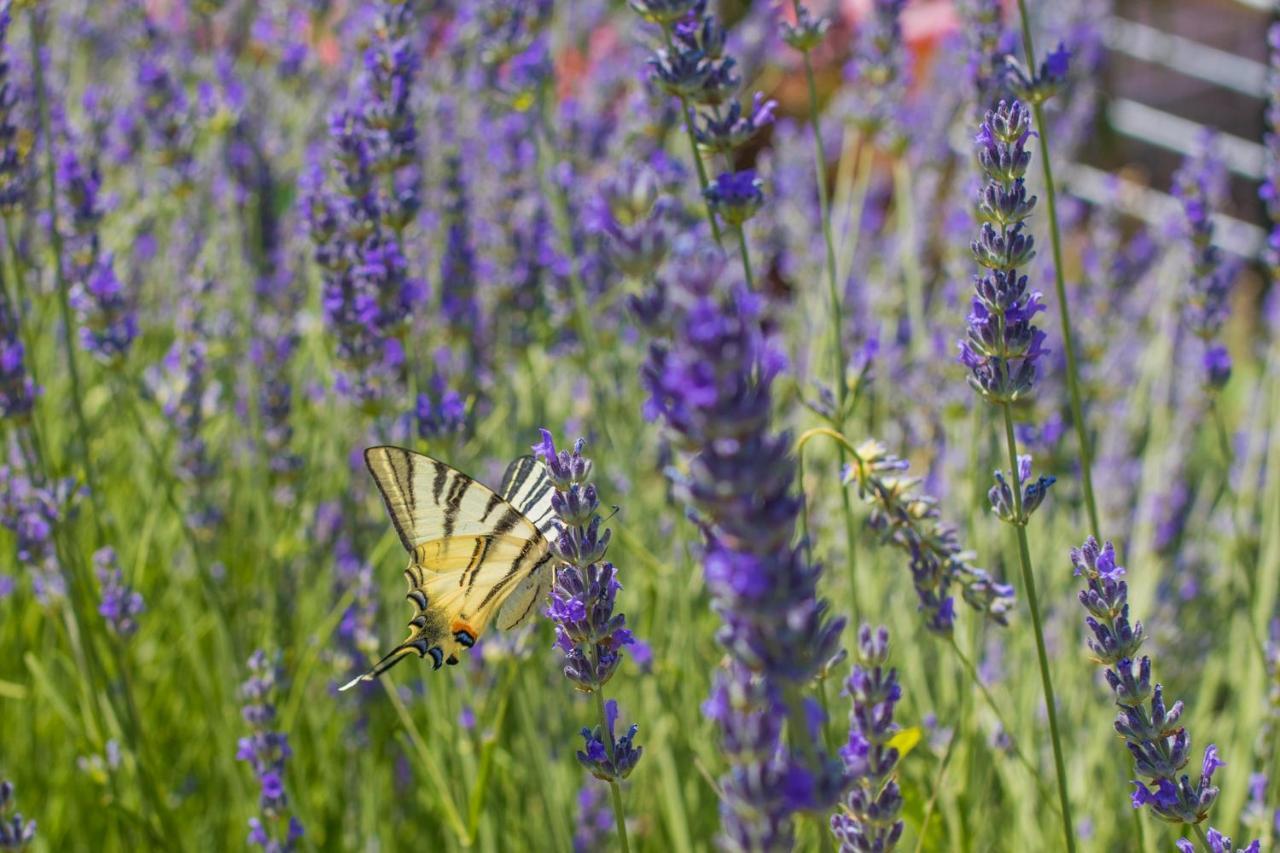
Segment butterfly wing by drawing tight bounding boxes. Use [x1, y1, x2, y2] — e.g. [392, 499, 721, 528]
[341, 447, 555, 691]
[499, 455, 557, 537]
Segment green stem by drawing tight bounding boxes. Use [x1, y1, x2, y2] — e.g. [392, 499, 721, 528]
[1192, 824, 1211, 850]
[892, 158, 928, 361]
[791, 36, 866, 621]
[593, 687, 632, 853]
[734, 225, 754, 289]
[660, 27, 722, 246]
[30, 9, 103, 526]
[794, 36, 848, 416]
[1000, 404, 1076, 852]
[1015, 0, 1101, 542]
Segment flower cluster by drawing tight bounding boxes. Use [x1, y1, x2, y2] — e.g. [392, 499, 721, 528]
[592, 158, 678, 281]
[988, 454, 1055, 524]
[636, 0, 775, 231]
[1003, 43, 1071, 106]
[0, 2, 27, 213]
[572, 783, 614, 852]
[94, 547, 144, 639]
[155, 277, 222, 539]
[0, 290, 34, 423]
[132, 17, 196, 188]
[1176, 830, 1261, 853]
[959, 99, 1049, 405]
[780, 4, 830, 55]
[236, 650, 303, 851]
[59, 143, 136, 364]
[0, 465, 80, 604]
[536, 430, 642, 781]
[1172, 132, 1237, 390]
[635, 240, 845, 847]
[956, 0, 1007, 113]
[577, 698, 643, 784]
[844, 0, 909, 146]
[1262, 23, 1280, 282]
[0, 780, 34, 849]
[830, 625, 904, 853]
[843, 439, 1015, 633]
[1069, 537, 1254, 843]
[305, 2, 427, 410]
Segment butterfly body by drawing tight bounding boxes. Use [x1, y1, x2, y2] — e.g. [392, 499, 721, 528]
[339, 447, 556, 691]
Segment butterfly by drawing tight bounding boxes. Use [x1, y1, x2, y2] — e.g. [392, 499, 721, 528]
[339, 446, 557, 691]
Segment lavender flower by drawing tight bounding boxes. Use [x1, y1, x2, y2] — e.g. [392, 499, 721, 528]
[988, 454, 1055, 523]
[844, 0, 909, 147]
[133, 17, 196, 187]
[705, 170, 764, 227]
[577, 698, 643, 783]
[1003, 42, 1071, 106]
[0, 780, 34, 849]
[1071, 537, 1237, 830]
[536, 431, 641, 757]
[1176, 830, 1261, 853]
[59, 143, 136, 363]
[0, 291, 35, 422]
[636, 240, 845, 846]
[843, 439, 1015, 633]
[95, 547, 144, 638]
[0, 465, 79, 604]
[780, 5, 830, 55]
[959, 100, 1049, 405]
[1173, 132, 1237, 389]
[591, 158, 677, 280]
[572, 783, 615, 852]
[236, 650, 303, 851]
[830, 625, 904, 852]
[359, 1, 421, 230]
[0, 3, 29, 212]
[1262, 23, 1280, 282]
[956, 0, 1006, 112]
[636, 0, 775, 235]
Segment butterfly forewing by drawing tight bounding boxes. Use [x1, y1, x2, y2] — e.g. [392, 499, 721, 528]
[341, 447, 556, 691]
[499, 455, 558, 537]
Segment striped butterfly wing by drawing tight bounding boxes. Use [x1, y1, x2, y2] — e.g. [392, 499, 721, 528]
[496, 455, 558, 630]
[340, 447, 554, 691]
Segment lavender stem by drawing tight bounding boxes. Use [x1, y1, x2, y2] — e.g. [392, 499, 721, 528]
[1014, 0, 1101, 542]
[1001, 402, 1075, 852]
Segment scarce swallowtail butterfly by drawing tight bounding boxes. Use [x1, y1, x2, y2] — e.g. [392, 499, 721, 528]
[339, 446, 557, 691]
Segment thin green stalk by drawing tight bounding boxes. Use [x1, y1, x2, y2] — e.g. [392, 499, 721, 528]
[793, 34, 848, 416]
[892, 158, 928, 361]
[593, 687, 632, 853]
[1014, 0, 1101, 542]
[734, 225, 754, 289]
[659, 27, 722, 246]
[1000, 404, 1076, 852]
[29, 9, 103, 523]
[1192, 824, 1211, 850]
[791, 33, 865, 621]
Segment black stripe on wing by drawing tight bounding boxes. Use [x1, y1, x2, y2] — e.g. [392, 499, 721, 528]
[500, 455, 557, 537]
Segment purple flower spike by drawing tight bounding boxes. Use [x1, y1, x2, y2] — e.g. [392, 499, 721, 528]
[237, 651, 302, 851]
[635, 238, 846, 847]
[830, 625, 905, 852]
[1173, 132, 1238, 390]
[960, 100, 1050, 404]
[94, 547, 144, 639]
[0, 779, 35, 848]
[1071, 537, 1239, 829]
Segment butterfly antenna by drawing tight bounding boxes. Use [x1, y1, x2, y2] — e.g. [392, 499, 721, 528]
[604, 505, 622, 522]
